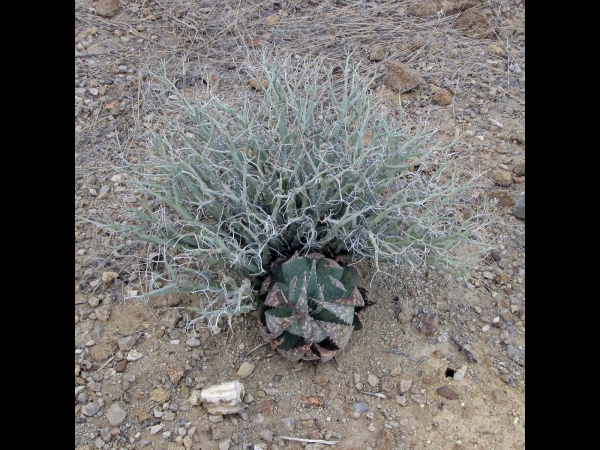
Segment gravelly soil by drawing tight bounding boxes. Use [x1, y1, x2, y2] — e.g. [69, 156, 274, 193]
[75, 1, 525, 449]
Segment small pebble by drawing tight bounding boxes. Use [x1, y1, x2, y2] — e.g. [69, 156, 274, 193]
[367, 374, 379, 388]
[281, 417, 296, 431]
[237, 361, 255, 378]
[436, 386, 460, 400]
[453, 365, 468, 381]
[186, 338, 201, 347]
[82, 402, 100, 416]
[352, 402, 369, 413]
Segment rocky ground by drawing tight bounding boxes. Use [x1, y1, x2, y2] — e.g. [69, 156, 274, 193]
[75, 1, 525, 449]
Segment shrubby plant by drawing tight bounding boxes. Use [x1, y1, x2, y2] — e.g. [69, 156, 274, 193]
[106, 51, 492, 345]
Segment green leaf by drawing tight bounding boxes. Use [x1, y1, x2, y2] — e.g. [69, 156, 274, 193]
[307, 258, 318, 298]
[282, 253, 309, 282]
[340, 265, 362, 290]
[316, 258, 344, 281]
[319, 275, 346, 301]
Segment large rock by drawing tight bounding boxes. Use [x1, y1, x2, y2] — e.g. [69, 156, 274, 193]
[383, 61, 422, 93]
[105, 403, 127, 426]
[160, 309, 181, 328]
[513, 192, 525, 219]
[453, 8, 490, 38]
[369, 43, 385, 62]
[200, 381, 245, 415]
[96, 0, 120, 18]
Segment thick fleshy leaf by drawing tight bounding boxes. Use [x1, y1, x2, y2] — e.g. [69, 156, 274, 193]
[310, 307, 347, 325]
[336, 287, 365, 307]
[288, 276, 298, 305]
[320, 275, 347, 300]
[282, 252, 309, 282]
[265, 308, 297, 334]
[313, 298, 354, 325]
[264, 283, 288, 308]
[340, 265, 362, 289]
[295, 273, 309, 314]
[316, 321, 354, 349]
[276, 346, 306, 362]
[316, 257, 344, 281]
[258, 320, 283, 341]
[314, 343, 337, 362]
[311, 320, 329, 343]
[287, 313, 320, 342]
[274, 330, 306, 351]
[307, 258, 318, 298]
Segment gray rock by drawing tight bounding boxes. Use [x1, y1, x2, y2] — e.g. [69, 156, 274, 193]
[411, 394, 427, 405]
[177, 427, 187, 436]
[453, 365, 468, 381]
[369, 43, 385, 61]
[237, 361, 255, 378]
[75, 88, 87, 95]
[91, 323, 105, 339]
[118, 65, 128, 73]
[117, 335, 137, 351]
[162, 411, 176, 421]
[186, 337, 201, 347]
[395, 395, 407, 406]
[251, 413, 265, 425]
[367, 374, 379, 388]
[97, 185, 110, 199]
[150, 424, 163, 435]
[82, 402, 100, 416]
[513, 192, 525, 219]
[281, 417, 296, 431]
[95, 305, 111, 323]
[260, 429, 273, 443]
[87, 381, 102, 392]
[505, 345, 518, 357]
[123, 195, 138, 203]
[352, 402, 369, 413]
[218, 438, 231, 450]
[105, 403, 127, 426]
[100, 427, 111, 442]
[399, 379, 412, 394]
[160, 309, 182, 328]
[169, 328, 183, 339]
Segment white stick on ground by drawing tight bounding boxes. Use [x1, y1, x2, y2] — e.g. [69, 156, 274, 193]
[280, 436, 338, 445]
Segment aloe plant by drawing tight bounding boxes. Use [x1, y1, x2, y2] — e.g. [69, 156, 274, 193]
[258, 253, 366, 362]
